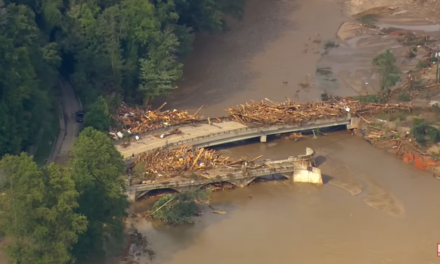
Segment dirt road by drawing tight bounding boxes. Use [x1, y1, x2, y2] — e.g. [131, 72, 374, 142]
[53, 81, 81, 165]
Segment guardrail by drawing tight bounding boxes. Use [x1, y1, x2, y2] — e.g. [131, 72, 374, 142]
[123, 117, 349, 161]
[115, 114, 352, 145]
[129, 164, 297, 192]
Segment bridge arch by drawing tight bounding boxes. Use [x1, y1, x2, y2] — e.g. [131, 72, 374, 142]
[199, 181, 238, 191]
[137, 188, 179, 200]
[247, 174, 290, 186]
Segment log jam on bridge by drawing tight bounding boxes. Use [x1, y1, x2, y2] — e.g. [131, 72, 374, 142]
[126, 146, 321, 202]
[114, 97, 412, 134]
[113, 97, 411, 160]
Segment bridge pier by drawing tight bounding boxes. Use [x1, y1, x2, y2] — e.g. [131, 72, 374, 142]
[260, 135, 267, 143]
[347, 117, 361, 130]
[292, 165, 323, 186]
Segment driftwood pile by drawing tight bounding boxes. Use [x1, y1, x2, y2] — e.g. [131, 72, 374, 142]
[132, 146, 230, 176]
[116, 102, 200, 133]
[227, 98, 412, 125]
[283, 132, 308, 141]
[130, 145, 265, 179]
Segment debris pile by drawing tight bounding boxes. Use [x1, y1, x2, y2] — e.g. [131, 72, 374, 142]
[131, 146, 241, 178]
[116, 102, 200, 133]
[283, 132, 308, 141]
[227, 98, 412, 125]
[397, 31, 434, 47]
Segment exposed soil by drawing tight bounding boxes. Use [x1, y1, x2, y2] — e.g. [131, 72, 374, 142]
[345, 0, 440, 22]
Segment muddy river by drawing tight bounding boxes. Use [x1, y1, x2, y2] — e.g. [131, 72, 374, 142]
[132, 132, 440, 264]
[132, 0, 440, 263]
[154, 0, 348, 116]
[131, 132, 440, 264]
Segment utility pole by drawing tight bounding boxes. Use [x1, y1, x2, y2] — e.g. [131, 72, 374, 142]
[436, 45, 440, 84]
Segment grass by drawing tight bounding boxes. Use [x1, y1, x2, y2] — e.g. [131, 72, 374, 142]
[398, 92, 411, 102]
[417, 60, 430, 69]
[372, 49, 400, 91]
[381, 27, 400, 34]
[356, 14, 378, 28]
[33, 110, 60, 167]
[353, 95, 387, 103]
[316, 67, 332, 76]
[324, 41, 339, 50]
[375, 111, 416, 122]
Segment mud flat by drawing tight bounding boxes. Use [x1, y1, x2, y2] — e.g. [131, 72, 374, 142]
[318, 13, 440, 97]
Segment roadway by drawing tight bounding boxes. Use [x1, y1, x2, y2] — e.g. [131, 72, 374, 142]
[52, 81, 82, 165]
[117, 116, 353, 160]
[117, 121, 247, 158]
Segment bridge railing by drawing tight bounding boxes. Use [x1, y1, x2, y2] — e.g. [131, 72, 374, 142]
[129, 164, 297, 191]
[123, 117, 348, 160]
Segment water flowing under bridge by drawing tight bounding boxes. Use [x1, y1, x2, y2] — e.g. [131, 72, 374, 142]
[116, 114, 359, 161]
[126, 148, 322, 201]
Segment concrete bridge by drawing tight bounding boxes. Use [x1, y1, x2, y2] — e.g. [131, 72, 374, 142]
[117, 114, 360, 161]
[126, 148, 322, 201]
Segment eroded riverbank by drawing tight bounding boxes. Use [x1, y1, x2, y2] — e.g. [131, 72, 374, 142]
[129, 132, 440, 264]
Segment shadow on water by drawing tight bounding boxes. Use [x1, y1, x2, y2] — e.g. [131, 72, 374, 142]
[321, 173, 334, 184]
[314, 155, 327, 167]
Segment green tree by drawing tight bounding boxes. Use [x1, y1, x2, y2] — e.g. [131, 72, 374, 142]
[0, 0, 248, 159]
[84, 96, 111, 132]
[0, 3, 60, 158]
[150, 189, 210, 225]
[0, 153, 87, 264]
[372, 49, 400, 91]
[69, 127, 128, 260]
[138, 28, 183, 104]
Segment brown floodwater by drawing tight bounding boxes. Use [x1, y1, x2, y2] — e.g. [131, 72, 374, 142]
[154, 0, 348, 117]
[134, 0, 440, 263]
[131, 132, 440, 264]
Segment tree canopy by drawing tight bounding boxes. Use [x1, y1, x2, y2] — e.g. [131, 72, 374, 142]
[0, 0, 246, 159]
[68, 127, 128, 259]
[0, 153, 87, 264]
[0, 0, 247, 262]
[372, 49, 400, 91]
[84, 96, 111, 132]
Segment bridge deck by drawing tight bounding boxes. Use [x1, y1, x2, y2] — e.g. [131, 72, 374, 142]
[125, 148, 319, 201]
[117, 117, 351, 160]
[117, 121, 247, 158]
[128, 161, 297, 200]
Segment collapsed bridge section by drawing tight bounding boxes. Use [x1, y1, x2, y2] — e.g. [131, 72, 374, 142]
[126, 147, 321, 202]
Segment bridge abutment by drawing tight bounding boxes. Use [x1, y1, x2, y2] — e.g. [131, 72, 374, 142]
[292, 165, 323, 186]
[127, 188, 136, 202]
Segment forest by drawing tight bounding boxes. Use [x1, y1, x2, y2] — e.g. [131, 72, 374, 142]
[0, 0, 246, 263]
[0, 0, 245, 158]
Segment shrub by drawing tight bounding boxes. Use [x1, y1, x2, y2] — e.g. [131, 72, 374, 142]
[150, 189, 210, 225]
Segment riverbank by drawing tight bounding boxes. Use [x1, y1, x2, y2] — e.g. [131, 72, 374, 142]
[354, 110, 440, 173]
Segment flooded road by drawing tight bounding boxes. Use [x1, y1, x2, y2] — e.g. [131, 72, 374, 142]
[132, 132, 440, 264]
